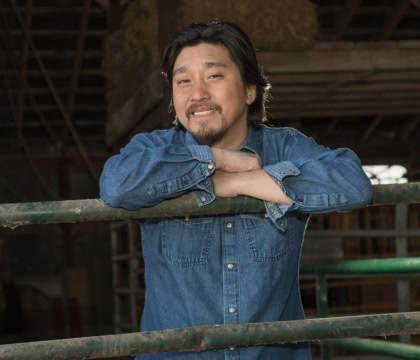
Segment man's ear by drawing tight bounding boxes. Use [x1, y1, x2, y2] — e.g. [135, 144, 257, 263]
[246, 85, 257, 105]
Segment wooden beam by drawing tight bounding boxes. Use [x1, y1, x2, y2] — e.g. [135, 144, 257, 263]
[0, 105, 105, 111]
[0, 120, 104, 128]
[277, 69, 377, 117]
[376, 0, 410, 41]
[0, 136, 105, 145]
[397, 116, 420, 140]
[273, 92, 420, 103]
[271, 100, 420, 110]
[62, 0, 92, 143]
[0, 6, 103, 14]
[347, 28, 420, 38]
[321, 6, 419, 16]
[318, 118, 340, 143]
[361, 115, 384, 143]
[0, 176, 29, 202]
[0, 49, 103, 57]
[9, 0, 99, 182]
[94, 0, 108, 8]
[106, 69, 163, 145]
[0, 7, 62, 149]
[270, 82, 420, 94]
[332, 0, 361, 40]
[268, 70, 420, 85]
[7, 29, 106, 37]
[16, 0, 32, 144]
[0, 87, 103, 95]
[409, 0, 420, 11]
[269, 107, 420, 118]
[258, 43, 420, 73]
[0, 41, 59, 201]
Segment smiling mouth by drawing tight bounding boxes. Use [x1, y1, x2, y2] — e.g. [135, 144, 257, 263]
[192, 109, 216, 116]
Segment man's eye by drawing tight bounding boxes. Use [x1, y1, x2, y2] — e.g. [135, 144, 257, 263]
[209, 74, 221, 79]
[177, 79, 190, 85]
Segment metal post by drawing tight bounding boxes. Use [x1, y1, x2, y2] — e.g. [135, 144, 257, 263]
[316, 275, 331, 360]
[396, 203, 410, 344]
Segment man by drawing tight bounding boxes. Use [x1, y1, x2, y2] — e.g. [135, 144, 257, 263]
[100, 22, 372, 359]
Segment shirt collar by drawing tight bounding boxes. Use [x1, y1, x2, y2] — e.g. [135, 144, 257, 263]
[239, 126, 259, 154]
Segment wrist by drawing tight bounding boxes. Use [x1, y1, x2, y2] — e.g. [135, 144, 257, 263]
[232, 171, 248, 196]
[211, 147, 225, 170]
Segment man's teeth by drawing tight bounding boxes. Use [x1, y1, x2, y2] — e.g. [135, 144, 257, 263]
[193, 110, 214, 116]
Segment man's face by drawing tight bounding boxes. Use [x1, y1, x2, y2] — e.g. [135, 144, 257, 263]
[172, 43, 256, 148]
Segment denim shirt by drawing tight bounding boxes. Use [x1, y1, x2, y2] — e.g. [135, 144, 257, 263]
[100, 125, 372, 360]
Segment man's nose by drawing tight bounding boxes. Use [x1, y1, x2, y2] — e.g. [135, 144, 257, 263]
[190, 79, 210, 102]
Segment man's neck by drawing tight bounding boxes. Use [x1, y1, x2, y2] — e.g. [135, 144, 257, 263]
[213, 124, 249, 150]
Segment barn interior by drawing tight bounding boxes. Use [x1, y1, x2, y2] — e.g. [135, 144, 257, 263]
[0, 0, 420, 358]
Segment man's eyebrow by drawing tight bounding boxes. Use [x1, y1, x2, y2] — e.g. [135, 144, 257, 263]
[204, 61, 227, 69]
[173, 61, 227, 76]
[173, 66, 188, 76]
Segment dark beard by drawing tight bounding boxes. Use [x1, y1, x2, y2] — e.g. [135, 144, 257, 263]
[191, 127, 226, 146]
[185, 102, 225, 146]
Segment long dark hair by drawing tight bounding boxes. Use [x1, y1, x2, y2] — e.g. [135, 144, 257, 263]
[161, 22, 271, 127]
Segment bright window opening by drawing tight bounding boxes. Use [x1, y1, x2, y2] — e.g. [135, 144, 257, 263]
[363, 165, 408, 185]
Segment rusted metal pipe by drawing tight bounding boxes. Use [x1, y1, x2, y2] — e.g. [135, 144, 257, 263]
[0, 183, 419, 228]
[1, 312, 420, 359]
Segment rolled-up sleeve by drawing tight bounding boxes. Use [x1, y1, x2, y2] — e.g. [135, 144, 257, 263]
[262, 129, 372, 222]
[100, 132, 216, 210]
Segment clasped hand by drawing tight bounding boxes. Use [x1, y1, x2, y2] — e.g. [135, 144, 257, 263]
[211, 148, 261, 198]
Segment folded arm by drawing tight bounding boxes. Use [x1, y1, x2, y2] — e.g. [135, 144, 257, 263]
[210, 130, 372, 218]
[100, 131, 217, 210]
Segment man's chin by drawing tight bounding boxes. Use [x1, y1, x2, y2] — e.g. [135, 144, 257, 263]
[191, 129, 225, 146]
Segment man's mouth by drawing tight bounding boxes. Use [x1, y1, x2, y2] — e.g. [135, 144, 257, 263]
[192, 109, 216, 116]
[187, 103, 222, 120]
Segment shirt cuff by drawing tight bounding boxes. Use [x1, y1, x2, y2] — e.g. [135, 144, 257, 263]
[263, 161, 300, 221]
[195, 177, 216, 206]
[188, 146, 217, 206]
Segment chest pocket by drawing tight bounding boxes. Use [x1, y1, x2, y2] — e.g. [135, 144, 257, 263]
[161, 216, 212, 267]
[240, 213, 292, 262]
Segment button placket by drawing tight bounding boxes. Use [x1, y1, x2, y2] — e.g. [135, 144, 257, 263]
[222, 217, 239, 328]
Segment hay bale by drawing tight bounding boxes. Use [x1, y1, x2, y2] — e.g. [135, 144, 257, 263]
[179, 0, 318, 50]
[102, 0, 159, 102]
[103, 0, 318, 105]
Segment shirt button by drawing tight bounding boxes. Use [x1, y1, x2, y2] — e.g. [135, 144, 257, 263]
[227, 263, 234, 270]
[184, 216, 190, 221]
[201, 197, 206, 202]
[229, 346, 236, 351]
[229, 307, 236, 313]
[207, 163, 214, 170]
[226, 223, 233, 229]
[264, 213, 268, 218]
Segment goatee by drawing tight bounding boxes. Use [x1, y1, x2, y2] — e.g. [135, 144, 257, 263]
[191, 126, 226, 146]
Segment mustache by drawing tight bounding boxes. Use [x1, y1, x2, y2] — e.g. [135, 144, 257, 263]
[186, 102, 222, 119]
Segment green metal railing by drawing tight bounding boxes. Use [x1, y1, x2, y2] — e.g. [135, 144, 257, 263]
[0, 182, 419, 228]
[323, 338, 420, 359]
[300, 258, 420, 359]
[1, 182, 420, 359]
[0, 313, 420, 359]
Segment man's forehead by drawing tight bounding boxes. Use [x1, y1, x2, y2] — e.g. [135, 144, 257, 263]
[173, 61, 227, 76]
[173, 43, 231, 74]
